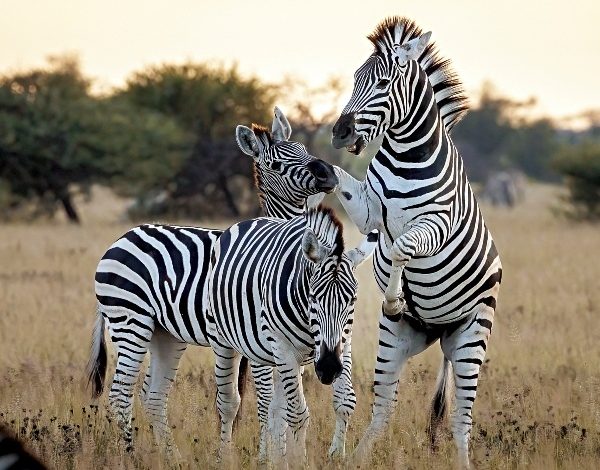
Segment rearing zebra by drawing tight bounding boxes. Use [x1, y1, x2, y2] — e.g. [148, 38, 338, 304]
[87, 107, 339, 456]
[330, 17, 502, 468]
[206, 205, 373, 465]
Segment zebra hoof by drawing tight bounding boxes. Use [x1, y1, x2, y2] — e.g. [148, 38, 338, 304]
[327, 444, 345, 460]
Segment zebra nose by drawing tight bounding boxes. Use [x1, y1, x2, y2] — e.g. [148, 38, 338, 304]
[332, 113, 356, 149]
[315, 342, 343, 385]
[307, 159, 338, 192]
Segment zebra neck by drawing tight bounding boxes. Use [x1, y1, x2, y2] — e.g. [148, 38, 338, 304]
[379, 79, 447, 166]
[261, 193, 305, 219]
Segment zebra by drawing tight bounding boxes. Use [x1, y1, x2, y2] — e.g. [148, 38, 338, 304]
[329, 17, 502, 468]
[86, 107, 339, 457]
[0, 426, 46, 470]
[205, 205, 373, 465]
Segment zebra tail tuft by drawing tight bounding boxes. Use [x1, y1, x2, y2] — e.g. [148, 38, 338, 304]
[86, 304, 107, 398]
[233, 356, 249, 431]
[428, 357, 451, 444]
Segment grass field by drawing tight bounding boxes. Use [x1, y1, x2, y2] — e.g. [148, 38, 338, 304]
[1, 184, 599, 469]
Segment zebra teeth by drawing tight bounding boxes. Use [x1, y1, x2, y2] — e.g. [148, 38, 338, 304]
[346, 144, 357, 152]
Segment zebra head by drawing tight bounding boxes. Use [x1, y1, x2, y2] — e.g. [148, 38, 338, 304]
[301, 206, 372, 385]
[236, 107, 338, 217]
[332, 18, 432, 155]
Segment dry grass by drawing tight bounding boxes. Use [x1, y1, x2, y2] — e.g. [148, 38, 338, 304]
[1, 184, 599, 469]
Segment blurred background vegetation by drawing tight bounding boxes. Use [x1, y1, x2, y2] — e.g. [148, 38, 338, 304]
[0, 56, 598, 223]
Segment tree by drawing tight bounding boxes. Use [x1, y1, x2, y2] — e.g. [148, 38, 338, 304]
[0, 56, 187, 222]
[120, 63, 277, 217]
[553, 141, 600, 221]
[452, 83, 559, 182]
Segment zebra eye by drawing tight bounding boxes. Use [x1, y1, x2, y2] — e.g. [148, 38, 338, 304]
[375, 78, 390, 90]
[270, 161, 282, 171]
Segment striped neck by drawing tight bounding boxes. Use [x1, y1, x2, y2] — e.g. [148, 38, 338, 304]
[260, 193, 306, 219]
[381, 64, 445, 163]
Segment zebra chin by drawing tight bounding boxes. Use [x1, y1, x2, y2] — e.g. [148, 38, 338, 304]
[314, 342, 343, 385]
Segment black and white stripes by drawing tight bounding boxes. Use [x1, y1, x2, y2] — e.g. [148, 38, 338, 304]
[86, 107, 339, 457]
[331, 17, 501, 468]
[206, 206, 372, 464]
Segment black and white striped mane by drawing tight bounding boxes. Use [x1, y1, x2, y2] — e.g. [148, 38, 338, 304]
[368, 16, 469, 131]
[251, 123, 275, 208]
[305, 205, 345, 260]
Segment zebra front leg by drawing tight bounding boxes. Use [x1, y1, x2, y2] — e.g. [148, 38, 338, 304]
[213, 345, 243, 462]
[383, 255, 408, 317]
[384, 214, 451, 316]
[271, 343, 309, 468]
[328, 340, 355, 459]
[141, 326, 187, 460]
[352, 311, 432, 464]
[251, 363, 274, 464]
[441, 308, 495, 469]
[267, 369, 289, 467]
[333, 166, 378, 235]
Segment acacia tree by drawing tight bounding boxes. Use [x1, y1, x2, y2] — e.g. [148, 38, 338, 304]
[553, 141, 600, 221]
[120, 63, 277, 217]
[0, 57, 187, 222]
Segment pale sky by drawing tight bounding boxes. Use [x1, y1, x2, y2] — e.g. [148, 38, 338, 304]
[1, 0, 598, 122]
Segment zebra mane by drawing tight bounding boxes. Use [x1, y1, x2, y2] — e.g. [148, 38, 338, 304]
[251, 124, 273, 209]
[251, 123, 273, 147]
[368, 16, 469, 131]
[304, 205, 345, 258]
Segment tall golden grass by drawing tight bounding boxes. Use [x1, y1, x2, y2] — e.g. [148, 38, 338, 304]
[1, 184, 599, 469]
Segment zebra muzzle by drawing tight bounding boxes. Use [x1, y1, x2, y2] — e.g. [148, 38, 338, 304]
[315, 342, 343, 385]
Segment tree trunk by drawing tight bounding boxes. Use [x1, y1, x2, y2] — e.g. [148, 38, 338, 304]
[219, 174, 240, 217]
[59, 192, 80, 224]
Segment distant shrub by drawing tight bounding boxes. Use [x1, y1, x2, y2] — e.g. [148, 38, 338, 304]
[553, 141, 600, 221]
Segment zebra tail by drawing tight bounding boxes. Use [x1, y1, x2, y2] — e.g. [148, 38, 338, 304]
[233, 356, 249, 431]
[86, 304, 107, 398]
[428, 357, 451, 442]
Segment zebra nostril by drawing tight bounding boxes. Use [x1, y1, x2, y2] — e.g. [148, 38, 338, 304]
[339, 127, 351, 140]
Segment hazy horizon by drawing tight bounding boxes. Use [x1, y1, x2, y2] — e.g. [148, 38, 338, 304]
[1, 0, 598, 125]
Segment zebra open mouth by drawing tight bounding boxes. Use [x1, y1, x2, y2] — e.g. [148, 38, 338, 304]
[346, 136, 366, 155]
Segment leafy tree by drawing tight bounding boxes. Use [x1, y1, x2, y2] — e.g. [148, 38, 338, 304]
[0, 57, 187, 222]
[553, 141, 600, 221]
[452, 83, 559, 182]
[120, 63, 277, 217]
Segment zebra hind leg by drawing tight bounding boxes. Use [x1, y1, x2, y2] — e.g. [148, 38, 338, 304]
[141, 326, 187, 460]
[105, 310, 154, 451]
[352, 311, 431, 465]
[441, 308, 494, 469]
[329, 341, 355, 459]
[213, 345, 243, 462]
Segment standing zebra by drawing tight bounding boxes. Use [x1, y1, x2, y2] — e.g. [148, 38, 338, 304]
[87, 107, 339, 457]
[206, 205, 373, 465]
[329, 17, 502, 468]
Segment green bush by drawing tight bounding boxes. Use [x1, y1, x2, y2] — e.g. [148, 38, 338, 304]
[553, 141, 600, 221]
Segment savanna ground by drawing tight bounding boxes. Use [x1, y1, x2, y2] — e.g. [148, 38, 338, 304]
[1, 184, 599, 469]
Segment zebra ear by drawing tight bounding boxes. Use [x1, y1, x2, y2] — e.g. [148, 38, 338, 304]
[272, 106, 292, 141]
[302, 228, 330, 264]
[394, 31, 431, 64]
[236, 125, 260, 157]
[345, 230, 378, 267]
